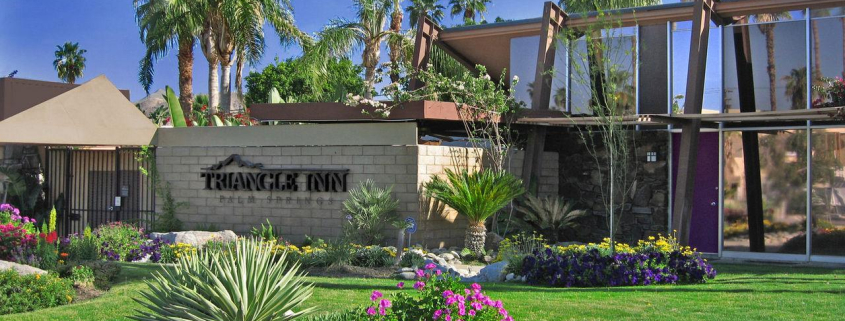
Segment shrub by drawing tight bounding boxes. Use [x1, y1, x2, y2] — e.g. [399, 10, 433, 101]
[251, 219, 281, 242]
[0, 270, 74, 314]
[345, 264, 512, 320]
[352, 246, 395, 268]
[0, 223, 37, 261]
[342, 180, 400, 245]
[521, 235, 717, 287]
[82, 260, 121, 290]
[324, 239, 355, 267]
[70, 265, 95, 286]
[95, 222, 145, 261]
[159, 242, 197, 264]
[399, 251, 425, 268]
[496, 233, 547, 275]
[424, 169, 525, 255]
[515, 194, 587, 242]
[152, 182, 185, 233]
[61, 229, 99, 262]
[133, 238, 315, 320]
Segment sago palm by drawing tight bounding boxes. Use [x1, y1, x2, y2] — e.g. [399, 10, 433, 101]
[424, 169, 525, 254]
[52, 42, 86, 84]
[134, 0, 203, 118]
[133, 238, 315, 320]
[308, 0, 408, 98]
[448, 0, 491, 24]
[406, 0, 446, 28]
[516, 194, 587, 243]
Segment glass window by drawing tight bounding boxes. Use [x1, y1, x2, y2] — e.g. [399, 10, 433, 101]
[811, 128, 845, 256]
[811, 14, 845, 106]
[723, 19, 807, 112]
[510, 36, 540, 106]
[671, 21, 722, 114]
[723, 130, 808, 254]
[567, 30, 637, 115]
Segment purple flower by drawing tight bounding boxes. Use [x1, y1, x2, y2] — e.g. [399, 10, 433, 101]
[413, 281, 425, 290]
[379, 299, 392, 308]
[366, 306, 376, 316]
[436, 270, 443, 276]
[416, 269, 425, 278]
[396, 282, 404, 289]
[370, 290, 382, 301]
[425, 263, 436, 270]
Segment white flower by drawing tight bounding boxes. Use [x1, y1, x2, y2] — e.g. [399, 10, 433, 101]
[352, 95, 361, 102]
[513, 75, 519, 82]
[481, 74, 491, 81]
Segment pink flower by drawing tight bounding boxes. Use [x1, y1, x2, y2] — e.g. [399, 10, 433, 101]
[379, 299, 392, 309]
[413, 281, 425, 290]
[396, 282, 404, 289]
[425, 263, 437, 270]
[366, 307, 377, 316]
[469, 310, 476, 316]
[433, 309, 444, 319]
[416, 269, 425, 278]
[370, 290, 383, 301]
[379, 307, 386, 316]
[436, 270, 443, 276]
[471, 283, 482, 292]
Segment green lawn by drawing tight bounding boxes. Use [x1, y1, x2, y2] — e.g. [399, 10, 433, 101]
[4, 262, 844, 320]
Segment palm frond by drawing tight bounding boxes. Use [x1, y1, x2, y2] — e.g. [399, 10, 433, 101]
[424, 169, 525, 224]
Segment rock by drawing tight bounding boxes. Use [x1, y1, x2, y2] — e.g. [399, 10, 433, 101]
[485, 232, 504, 251]
[0, 260, 47, 276]
[483, 255, 494, 264]
[505, 273, 515, 281]
[449, 251, 461, 259]
[463, 261, 508, 283]
[399, 267, 415, 273]
[441, 253, 455, 261]
[521, 276, 527, 282]
[425, 253, 439, 259]
[148, 230, 238, 248]
[398, 272, 417, 280]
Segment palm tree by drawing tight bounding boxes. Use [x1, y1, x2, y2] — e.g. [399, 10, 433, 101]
[310, 0, 407, 98]
[134, 0, 203, 118]
[387, 0, 405, 83]
[424, 169, 525, 255]
[784, 67, 807, 110]
[52, 42, 86, 84]
[406, 0, 446, 28]
[448, 0, 491, 24]
[200, 10, 221, 113]
[755, 12, 792, 111]
[212, 0, 310, 112]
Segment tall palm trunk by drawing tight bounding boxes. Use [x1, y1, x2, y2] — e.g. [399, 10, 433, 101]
[388, 0, 403, 83]
[177, 35, 195, 119]
[466, 220, 486, 255]
[812, 20, 821, 77]
[362, 43, 380, 98]
[762, 25, 778, 111]
[216, 23, 235, 113]
[201, 22, 220, 113]
[220, 63, 233, 112]
[235, 49, 245, 112]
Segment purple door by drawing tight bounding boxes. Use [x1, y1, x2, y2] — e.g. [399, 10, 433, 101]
[672, 132, 719, 253]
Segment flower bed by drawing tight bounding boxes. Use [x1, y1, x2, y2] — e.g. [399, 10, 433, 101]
[320, 264, 512, 321]
[0, 270, 74, 314]
[520, 235, 716, 287]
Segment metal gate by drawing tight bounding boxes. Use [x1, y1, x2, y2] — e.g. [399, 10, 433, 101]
[45, 147, 156, 236]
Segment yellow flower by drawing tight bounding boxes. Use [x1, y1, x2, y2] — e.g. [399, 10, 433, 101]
[35, 274, 41, 280]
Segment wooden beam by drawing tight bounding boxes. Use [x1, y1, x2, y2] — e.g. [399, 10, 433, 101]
[410, 16, 442, 90]
[732, 23, 766, 252]
[523, 2, 567, 192]
[672, 0, 715, 246]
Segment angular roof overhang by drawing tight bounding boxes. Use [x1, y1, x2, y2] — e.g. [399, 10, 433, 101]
[0, 75, 157, 146]
[435, 0, 845, 82]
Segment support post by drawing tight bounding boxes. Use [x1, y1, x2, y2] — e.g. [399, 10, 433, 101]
[732, 23, 766, 252]
[410, 16, 442, 91]
[671, 0, 718, 245]
[523, 2, 567, 191]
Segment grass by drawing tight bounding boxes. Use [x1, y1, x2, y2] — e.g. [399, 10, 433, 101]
[3, 262, 843, 320]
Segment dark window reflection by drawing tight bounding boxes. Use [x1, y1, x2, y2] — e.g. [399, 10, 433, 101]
[811, 129, 845, 256]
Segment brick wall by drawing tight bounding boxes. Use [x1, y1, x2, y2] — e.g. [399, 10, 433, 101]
[156, 143, 558, 247]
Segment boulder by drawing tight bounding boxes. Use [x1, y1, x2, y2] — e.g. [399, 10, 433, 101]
[463, 261, 508, 283]
[398, 272, 417, 280]
[0, 260, 47, 276]
[440, 253, 456, 261]
[148, 230, 238, 248]
[485, 232, 504, 251]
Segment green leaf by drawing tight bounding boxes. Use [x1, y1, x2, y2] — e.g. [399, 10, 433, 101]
[268, 87, 283, 103]
[165, 86, 187, 127]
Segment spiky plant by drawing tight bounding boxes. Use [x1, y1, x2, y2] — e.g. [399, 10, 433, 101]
[342, 180, 400, 245]
[516, 194, 587, 243]
[132, 238, 315, 321]
[424, 169, 525, 254]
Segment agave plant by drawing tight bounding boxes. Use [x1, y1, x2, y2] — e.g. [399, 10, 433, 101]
[342, 180, 400, 245]
[516, 194, 587, 243]
[424, 169, 525, 254]
[132, 238, 314, 321]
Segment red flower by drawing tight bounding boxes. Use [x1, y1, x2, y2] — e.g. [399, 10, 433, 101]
[47, 231, 58, 244]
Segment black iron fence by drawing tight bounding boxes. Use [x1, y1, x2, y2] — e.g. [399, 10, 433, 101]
[45, 147, 156, 236]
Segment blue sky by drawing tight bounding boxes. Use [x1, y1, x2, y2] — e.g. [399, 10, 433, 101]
[2, 0, 623, 100]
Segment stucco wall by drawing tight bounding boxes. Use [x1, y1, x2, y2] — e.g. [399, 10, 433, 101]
[154, 124, 558, 247]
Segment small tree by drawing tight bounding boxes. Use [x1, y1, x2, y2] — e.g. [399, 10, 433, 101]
[342, 180, 400, 245]
[559, 12, 639, 252]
